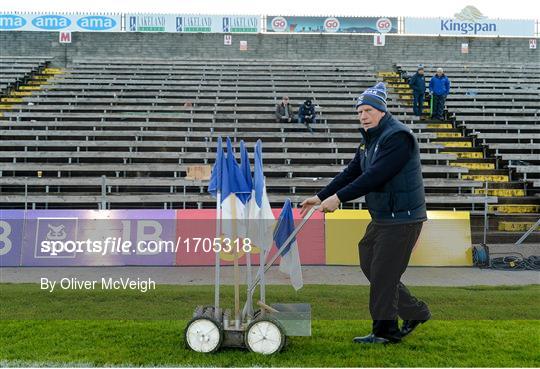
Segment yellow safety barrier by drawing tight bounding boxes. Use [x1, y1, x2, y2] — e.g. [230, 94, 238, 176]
[450, 162, 495, 170]
[462, 174, 509, 182]
[325, 210, 472, 266]
[498, 222, 539, 232]
[474, 188, 526, 197]
[442, 151, 484, 159]
[438, 141, 473, 148]
[428, 123, 453, 129]
[437, 132, 462, 138]
[18, 86, 41, 91]
[0, 97, 23, 103]
[377, 71, 399, 77]
[489, 204, 540, 214]
[43, 68, 63, 74]
[0, 104, 13, 110]
[9, 91, 33, 97]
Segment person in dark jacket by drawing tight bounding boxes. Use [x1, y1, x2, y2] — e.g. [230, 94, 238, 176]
[429, 68, 450, 120]
[298, 98, 316, 132]
[275, 96, 293, 123]
[300, 82, 431, 344]
[408, 65, 426, 118]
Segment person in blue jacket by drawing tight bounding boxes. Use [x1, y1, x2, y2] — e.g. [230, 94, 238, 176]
[408, 65, 426, 118]
[429, 67, 450, 120]
[300, 82, 431, 344]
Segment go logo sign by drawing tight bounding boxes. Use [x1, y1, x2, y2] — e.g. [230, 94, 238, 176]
[324, 17, 340, 33]
[271, 17, 287, 32]
[376, 17, 392, 33]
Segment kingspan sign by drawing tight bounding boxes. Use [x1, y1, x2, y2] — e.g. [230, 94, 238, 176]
[404, 6, 535, 37]
[0, 13, 121, 31]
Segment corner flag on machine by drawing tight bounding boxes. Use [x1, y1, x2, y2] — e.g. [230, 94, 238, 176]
[208, 137, 251, 238]
[221, 137, 251, 237]
[246, 139, 275, 252]
[208, 137, 224, 198]
[273, 199, 303, 291]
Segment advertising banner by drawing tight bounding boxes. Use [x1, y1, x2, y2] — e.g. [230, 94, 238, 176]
[404, 7, 535, 36]
[126, 14, 260, 33]
[266, 16, 397, 33]
[174, 209, 325, 266]
[19, 210, 177, 266]
[0, 13, 121, 32]
[0, 210, 25, 266]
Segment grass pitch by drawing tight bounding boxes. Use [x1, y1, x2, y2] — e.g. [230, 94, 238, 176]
[1, 284, 539, 367]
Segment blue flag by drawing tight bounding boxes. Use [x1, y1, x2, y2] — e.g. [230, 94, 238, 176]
[222, 137, 251, 204]
[239, 140, 253, 203]
[273, 199, 303, 290]
[246, 139, 275, 252]
[208, 137, 224, 198]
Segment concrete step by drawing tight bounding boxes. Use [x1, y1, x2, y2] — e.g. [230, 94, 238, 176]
[498, 221, 539, 232]
[471, 231, 540, 244]
[488, 204, 540, 213]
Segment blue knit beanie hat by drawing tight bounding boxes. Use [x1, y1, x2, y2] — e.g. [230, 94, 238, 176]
[356, 82, 387, 112]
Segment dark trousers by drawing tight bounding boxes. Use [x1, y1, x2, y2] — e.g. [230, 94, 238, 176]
[412, 91, 424, 117]
[358, 221, 431, 341]
[432, 94, 446, 120]
[298, 115, 316, 124]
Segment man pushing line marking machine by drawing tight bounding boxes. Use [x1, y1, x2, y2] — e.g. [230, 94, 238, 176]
[185, 137, 313, 355]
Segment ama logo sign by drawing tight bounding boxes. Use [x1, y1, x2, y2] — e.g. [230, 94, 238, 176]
[0, 14, 27, 30]
[32, 15, 71, 30]
[77, 16, 117, 31]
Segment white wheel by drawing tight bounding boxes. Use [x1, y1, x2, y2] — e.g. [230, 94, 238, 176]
[185, 317, 222, 353]
[245, 318, 286, 355]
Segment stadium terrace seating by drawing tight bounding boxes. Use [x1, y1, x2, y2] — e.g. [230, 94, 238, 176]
[395, 62, 539, 243]
[0, 56, 50, 95]
[0, 58, 496, 214]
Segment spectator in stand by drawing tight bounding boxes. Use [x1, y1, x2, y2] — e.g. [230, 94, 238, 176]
[275, 96, 294, 123]
[429, 68, 450, 121]
[298, 98, 316, 132]
[408, 65, 426, 119]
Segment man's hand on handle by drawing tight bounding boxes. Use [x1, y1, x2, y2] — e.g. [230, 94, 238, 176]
[319, 194, 341, 213]
[299, 195, 321, 217]
[300, 194, 341, 216]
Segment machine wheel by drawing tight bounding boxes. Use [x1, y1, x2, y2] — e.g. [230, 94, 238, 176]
[184, 317, 223, 353]
[245, 318, 286, 355]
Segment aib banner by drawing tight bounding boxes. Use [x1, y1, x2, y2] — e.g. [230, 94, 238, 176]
[0, 13, 121, 32]
[2, 210, 177, 266]
[266, 16, 397, 33]
[0, 209, 325, 266]
[404, 6, 535, 36]
[126, 14, 260, 33]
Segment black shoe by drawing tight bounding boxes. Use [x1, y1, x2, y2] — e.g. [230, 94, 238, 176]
[353, 333, 398, 344]
[400, 316, 430, 338]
